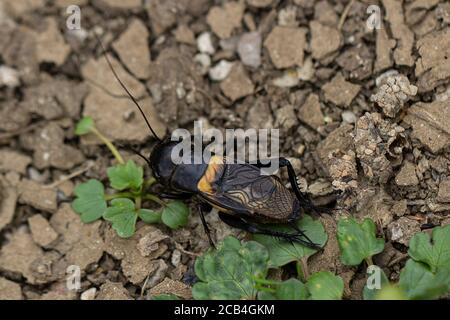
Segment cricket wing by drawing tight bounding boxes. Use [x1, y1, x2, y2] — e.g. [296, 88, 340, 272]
[199, 163, 296, 222]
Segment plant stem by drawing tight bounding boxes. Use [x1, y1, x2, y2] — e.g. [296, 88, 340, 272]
[365, 256, 374, 266]
[104, 192, 135, 201]
[91, 127, 124, 164]
[297, 258, 310, 281]
[135, 196, 142, 210]
[254, 285, 276, 293]
[338, 0, 355, 31]
[252, 277, 281, 286]
[143, 194, 166, 206]
[144, 177, 156, 188]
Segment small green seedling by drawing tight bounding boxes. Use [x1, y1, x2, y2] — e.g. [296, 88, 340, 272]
[337, 217, 385, 266]
[373, 285, 407, 300]
[306, 271, 344, 300]
[72, 117, 189, 238]
[192, 236, 270, 300]
[191, 233, 345, 301]
[257, 278, 309, 300]
[362, 225, 450, 300]
[254, 215, 327, 280]
[256, 271, 344, 300]
[408, 224, 450, 273]
[398, 225, 450, 299]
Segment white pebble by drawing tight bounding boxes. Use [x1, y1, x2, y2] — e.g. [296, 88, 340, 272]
[176, 83, 186, 99]
[375, 69, 399, 87]
[237, 32, 262, 68]
[278, 5, 298, 27]
[66, 28, 88, 43]
[81, 288, 97, 300]
[0, 65, 20, 88]
[28, 167, 47, 182]
[197, 32, 215, 55]
[342, 111, 357, 124]
[149, 84, 163, 104]
[272, 70, 299, 88]
[297, 56, 314, 81]
[209, 60, 234, 81]
[194, 53, 211, 75]
[171, 249, 182, 267]
[435, 86, 450, 102]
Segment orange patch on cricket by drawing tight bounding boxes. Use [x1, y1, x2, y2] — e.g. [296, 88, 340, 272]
[197, 156, 223, 194]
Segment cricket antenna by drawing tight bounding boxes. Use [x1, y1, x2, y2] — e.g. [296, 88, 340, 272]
[94, 33, 161, 142]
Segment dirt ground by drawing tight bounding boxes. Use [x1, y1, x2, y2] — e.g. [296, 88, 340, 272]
[0, 0, 449, 300]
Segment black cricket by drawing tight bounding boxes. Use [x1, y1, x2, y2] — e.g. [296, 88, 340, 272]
[96, 37, 327, 249]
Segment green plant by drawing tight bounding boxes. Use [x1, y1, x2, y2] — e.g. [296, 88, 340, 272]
[192, 236, 270, 300]
[341, 223, 450, 301]
[72, 117, 189, 238]
[257, 278, 309, 300]
[337, 217, 385, 266]
[253, 215, 327, 281]
[72, 117, 450, 300]
[256, 271, 344, 300]
[306, 271, 344, 300]
[398, 225, 450, 299]
[193, 235, 344, 301]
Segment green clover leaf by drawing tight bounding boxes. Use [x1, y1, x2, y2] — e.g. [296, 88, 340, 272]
[306, 271, 344, 300]
[75, 116, 94, 135]
[258, 278, 308, 300]
[276, 278, 309, 300]
[337, 217, 384, 266]
[107, 160, 143, 191]
[72, 179, 107, 223]
[103, 198, 138, 238]
[138, 208, 162, 224]
[408, 225, 450, 273]
[253, 215, 327, 268]
[192, 236, 269, 300]
[374, 285, 407, 300]
[399, 260, 450, 300]
[161, 201, 189, 229]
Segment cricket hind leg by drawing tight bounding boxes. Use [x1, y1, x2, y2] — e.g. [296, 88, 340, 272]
[279, 157, 333, 215]
[218, 212, 321, 250]
[256, 157, 333, 215]
[196, 202, 216, 249]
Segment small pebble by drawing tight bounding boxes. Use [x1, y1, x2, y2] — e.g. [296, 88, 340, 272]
[209, 60, 234, 81]
[278, 5, 298, 26]
[375, 69, 399, 87]
[66, 28, 88, 43]
[341, 111, 357, 124]
[27, 167, 48, 183]
[171, 249, 182, 267]
[296, 144, 305, 156]
[237, 32, 262, 68]
[297, 56, 314, 81]
[194, 53, 211, 75]
[197, 32, 215, 55]
[220, 36, 239, 51]
[272, 70, 299, 88]
[81, 288, 97, 300]
[176, 83, 186, 99]
[148, 84, 163, 104]
[0, 65, 20, 88]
